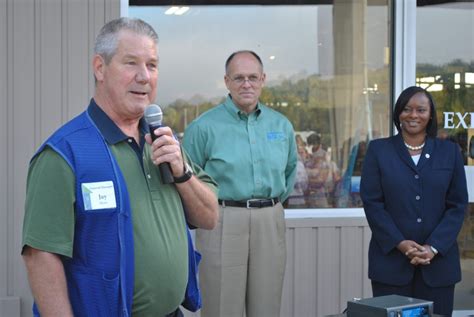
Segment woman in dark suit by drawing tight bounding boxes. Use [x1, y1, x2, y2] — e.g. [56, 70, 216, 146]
[360, 86, 468, 316]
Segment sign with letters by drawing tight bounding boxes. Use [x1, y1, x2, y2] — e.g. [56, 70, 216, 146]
[443, 112, 474, 129]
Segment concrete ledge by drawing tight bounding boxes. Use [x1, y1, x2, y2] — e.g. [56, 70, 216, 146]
[0, 297, 20, 317]
[285, 208, 368, 228]
[285, 208, 366, 219]
[453, 311, 474, 317]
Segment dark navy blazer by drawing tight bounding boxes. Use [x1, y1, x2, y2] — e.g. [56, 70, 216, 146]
[360, 134, 468, 287]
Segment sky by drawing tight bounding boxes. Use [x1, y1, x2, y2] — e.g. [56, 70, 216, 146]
[130, 5, 322, 105]
[417, 3, 474, 65]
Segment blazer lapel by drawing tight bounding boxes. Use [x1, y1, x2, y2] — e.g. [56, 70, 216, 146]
[416, 137, 434, 171]
[393, 134, 418, 172]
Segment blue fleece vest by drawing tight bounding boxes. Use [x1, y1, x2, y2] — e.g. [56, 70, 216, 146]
[31, 111, 201, 316]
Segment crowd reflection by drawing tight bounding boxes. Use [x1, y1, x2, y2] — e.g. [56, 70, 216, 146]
[286, 132, 365, 209]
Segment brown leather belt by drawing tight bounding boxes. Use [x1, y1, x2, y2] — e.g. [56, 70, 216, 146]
[218, 198, 279, 209]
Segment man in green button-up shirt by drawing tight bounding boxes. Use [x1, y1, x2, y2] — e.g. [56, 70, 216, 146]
[183, 50, 297, 317]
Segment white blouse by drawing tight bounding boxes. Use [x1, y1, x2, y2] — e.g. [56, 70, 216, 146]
[411, 154, 421, 165]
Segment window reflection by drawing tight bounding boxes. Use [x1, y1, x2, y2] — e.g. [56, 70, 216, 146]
[130, 2, 391, 208]
[416, 1, 474, 311]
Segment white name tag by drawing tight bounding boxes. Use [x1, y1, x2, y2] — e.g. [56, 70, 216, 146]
[81, 181, 117, 211]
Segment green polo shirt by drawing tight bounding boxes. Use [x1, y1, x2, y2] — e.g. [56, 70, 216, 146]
[183, 95, 297, 201]
[22, 100, 218, 316]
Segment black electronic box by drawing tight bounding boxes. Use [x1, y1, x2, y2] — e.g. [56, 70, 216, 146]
[347, 294, 433, 317]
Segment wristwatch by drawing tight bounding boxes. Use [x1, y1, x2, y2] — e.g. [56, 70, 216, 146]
[174, 162, 193, 183]
[430, 245, 438, 255]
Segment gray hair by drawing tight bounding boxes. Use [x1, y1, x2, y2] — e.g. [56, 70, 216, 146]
[94, 17, 158, 64]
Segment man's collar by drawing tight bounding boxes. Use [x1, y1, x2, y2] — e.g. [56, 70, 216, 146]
[224, 94, 262, 119]
[87, 99, 148, 145]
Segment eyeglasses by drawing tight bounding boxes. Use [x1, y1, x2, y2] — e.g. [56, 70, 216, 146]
[229, 75, 262, 85]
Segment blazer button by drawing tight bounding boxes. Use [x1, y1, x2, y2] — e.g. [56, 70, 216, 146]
[415, 195, 420, 200]
[417, 218, 422, 223]
[414, 174, 419, 179]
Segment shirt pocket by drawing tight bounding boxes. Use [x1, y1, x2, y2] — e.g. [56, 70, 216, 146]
[265, 132, 289, 171]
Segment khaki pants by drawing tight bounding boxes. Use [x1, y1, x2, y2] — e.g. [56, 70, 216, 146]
[196, 203, 287, 317]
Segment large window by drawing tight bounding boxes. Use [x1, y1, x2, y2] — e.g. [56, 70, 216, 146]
[129, 1, 392, 209]
[416, 1, 474, 311]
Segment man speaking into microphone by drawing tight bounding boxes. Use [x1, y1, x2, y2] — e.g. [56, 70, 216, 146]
[21, 18, 218, 317]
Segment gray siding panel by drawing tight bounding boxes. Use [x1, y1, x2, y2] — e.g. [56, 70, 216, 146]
[363, 226, 372, 297]
[286, 217, 371, 317]
[66, 0, 91, 118]
[294, 227, 317, 316]
[90, 0, 103, 97]
[38, 0, 63, 142]
[0, 0, 9, 299]
[317, 226, 341, 316]
[340, 227, 364, 309]
[61, 0, 69, 124]
[11, 1, 36, 312]
[281, 227, 295, 316]
[0, 1, 121, 316]
[0, 297, 20, 317]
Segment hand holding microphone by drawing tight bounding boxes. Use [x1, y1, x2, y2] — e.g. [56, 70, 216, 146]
[144, 104, 175, 184]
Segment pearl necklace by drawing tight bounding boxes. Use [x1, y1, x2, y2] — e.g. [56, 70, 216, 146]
[404, 141, 425, 151]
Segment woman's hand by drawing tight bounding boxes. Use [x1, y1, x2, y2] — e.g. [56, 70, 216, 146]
[397, 240, 425, 256]
[398, 241, 435, 266]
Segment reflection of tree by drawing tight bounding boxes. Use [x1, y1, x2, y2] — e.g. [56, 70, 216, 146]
[260, 76, 332, 142]
[163, 60, 473, 208]
[164, 61, 473, 138]
[164, 71, 390, 139]
[163, 98, 222, 132]
[418, 60, 474, 124]
[417, 60, 474, 164]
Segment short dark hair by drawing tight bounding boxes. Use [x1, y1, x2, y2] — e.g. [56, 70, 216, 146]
[225, 50, 263, 74]
[393, 86, 438, 138]
[307, 133, 321, 146]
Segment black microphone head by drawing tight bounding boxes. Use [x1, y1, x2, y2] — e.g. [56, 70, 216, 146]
[144, 104, 163, 126]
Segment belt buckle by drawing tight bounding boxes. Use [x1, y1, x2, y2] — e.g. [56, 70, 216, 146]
[246, 199, 261, 209]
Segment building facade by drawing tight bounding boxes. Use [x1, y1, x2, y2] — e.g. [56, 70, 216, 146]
[1, 0, 472, 316]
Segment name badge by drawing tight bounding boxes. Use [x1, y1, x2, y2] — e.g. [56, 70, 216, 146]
[81, 181, 117, 211]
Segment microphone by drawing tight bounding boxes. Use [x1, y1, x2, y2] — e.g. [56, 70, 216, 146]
[144, 104, 174, 184]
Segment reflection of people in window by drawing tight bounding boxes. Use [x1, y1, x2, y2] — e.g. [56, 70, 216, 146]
[353, 141, 367, 176]
[288, 143, 309, 207]
[296, 137, 309, 162]
[307, 132, 326, 158]
[295, 134, 306, 148]
[324, 148, 341, 206]
[305, 133, 329, 207]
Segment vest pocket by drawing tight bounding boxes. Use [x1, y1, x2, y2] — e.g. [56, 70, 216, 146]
[65, 264, 120, 317]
